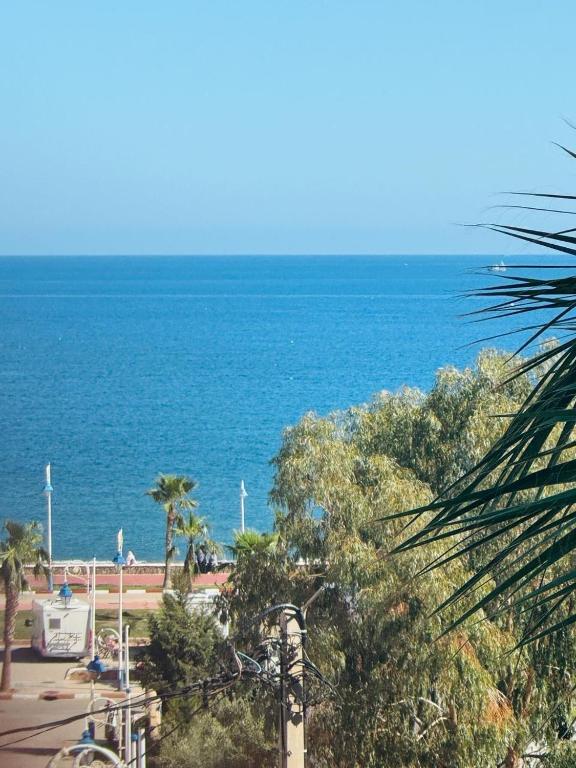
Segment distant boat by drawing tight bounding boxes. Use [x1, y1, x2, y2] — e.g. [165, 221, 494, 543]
[489, 260, 507, 272]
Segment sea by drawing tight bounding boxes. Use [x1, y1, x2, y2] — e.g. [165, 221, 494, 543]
[0, 254, 556, 561]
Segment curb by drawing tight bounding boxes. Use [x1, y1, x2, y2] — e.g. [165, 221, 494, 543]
[0, 689, 129, 701]
[40, 690, 76, 701]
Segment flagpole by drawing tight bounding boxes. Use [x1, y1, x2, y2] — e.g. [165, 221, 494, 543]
[240, 480, 247, 533]
[43, 464, 54, 592]
[113, 529, 126, 691]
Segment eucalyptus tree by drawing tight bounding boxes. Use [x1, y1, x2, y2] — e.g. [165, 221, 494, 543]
[269, 410, 497, 766]
[154, 348, 566, 766]
[265, 347, 576, 766]
[146, 474, 198, 589]
[1, 520, 48, 691]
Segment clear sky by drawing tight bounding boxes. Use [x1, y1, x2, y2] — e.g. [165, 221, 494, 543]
[1, 1, 575, 256]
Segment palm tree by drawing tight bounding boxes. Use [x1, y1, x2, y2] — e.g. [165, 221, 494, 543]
[146, 474, 198, 590]
[175, 512, 222, 590]
[1, 520, 48, 691]
[228, 529, 279, 559]
[392, 145, 576, 642]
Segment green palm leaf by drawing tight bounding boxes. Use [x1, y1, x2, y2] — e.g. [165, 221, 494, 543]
[389, 152, 576, 640]
[147, 473, 198, 589]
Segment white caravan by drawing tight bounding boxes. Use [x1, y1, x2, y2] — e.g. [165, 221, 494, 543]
[30, 595, 91, 658]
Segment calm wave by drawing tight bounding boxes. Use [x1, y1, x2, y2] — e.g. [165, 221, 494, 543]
[0, 255, 553, 560]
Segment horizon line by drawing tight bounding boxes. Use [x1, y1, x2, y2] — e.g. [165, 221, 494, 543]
[0, 252, 544, 259]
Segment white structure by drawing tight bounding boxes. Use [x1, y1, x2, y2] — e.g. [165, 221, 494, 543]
[43, 463, 54, 592]
[187, 588, 229, 637]
[31, 595, 91, 658]
[240, 480, 247, 532]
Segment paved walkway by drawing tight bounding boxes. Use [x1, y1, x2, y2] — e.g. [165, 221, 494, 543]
[0, 648, 143, 766]
[0, 647, 139, 701]
[0, 698, 88, 767]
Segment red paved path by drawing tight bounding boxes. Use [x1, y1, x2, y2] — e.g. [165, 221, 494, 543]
[26, 571, 230, 589]
[1, 572, 230, 611]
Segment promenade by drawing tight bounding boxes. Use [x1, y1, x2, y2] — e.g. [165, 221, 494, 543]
[0, 567, 230, 766]
[0, 567, 230, 612]
[0, 645, 148, 767]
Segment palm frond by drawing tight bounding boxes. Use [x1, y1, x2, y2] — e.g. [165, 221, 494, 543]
[390, 159, 576, 640]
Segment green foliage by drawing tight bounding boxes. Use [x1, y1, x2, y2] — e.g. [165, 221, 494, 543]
[0, 519, 47, 589]
[147, 474, 198, 588]
[222, 529, 302, 646]
[352, 349, 533, 496]
[175, 511, 220, 587]
[138, 591, 221, 695]
[157, 696, 276, 768]
[387, 169, 576, 642]
[1, 519, 48, 691]
[542, 742, 576, 768]
[141, 589, 276, 767]
[247, 349, 573, 765]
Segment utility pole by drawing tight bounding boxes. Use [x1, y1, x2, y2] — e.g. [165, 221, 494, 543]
[279, 609, 306, 768]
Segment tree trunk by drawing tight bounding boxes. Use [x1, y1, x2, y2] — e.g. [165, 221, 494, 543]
[189, 542, 195, 591]
[182, 542, 195, 592]
[1, 583, 19, 692]
[503, 746, 520, 768]
[163, 508, 175, 590]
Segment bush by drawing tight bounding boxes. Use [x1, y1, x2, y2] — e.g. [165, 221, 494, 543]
[158, 696, 275, 768]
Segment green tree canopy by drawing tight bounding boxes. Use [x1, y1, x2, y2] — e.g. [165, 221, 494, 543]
[257, 348, 572, 766]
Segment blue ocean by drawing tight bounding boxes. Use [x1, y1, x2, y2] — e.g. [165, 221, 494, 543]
[0, 255, 549, 561]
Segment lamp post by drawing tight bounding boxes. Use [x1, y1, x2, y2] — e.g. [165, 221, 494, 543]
[240, 480, 247, 533]
[43, 464, 54, 592]
[112, 531, 126, 691]
[58, 581, 73, 607]
[124, 623, 132, 766]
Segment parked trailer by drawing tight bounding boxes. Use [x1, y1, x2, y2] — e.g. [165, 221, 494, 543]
[31, 595, 91, 658]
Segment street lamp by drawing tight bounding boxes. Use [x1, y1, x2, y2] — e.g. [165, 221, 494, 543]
[58, 581, 73, 607]
[113, 531, 126, 691]
[43, 463, 54, 592]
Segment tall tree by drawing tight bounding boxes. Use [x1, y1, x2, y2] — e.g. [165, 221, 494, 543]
[1, 520, 47, 691]
[262, 350, 574, 766]
[147, 474, 198, 589]
[176, 512, 221, 590]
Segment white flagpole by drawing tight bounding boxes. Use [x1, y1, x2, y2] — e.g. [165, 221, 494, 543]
[124, 623, 131, 765]
[113, 529, 125, 691]
[91, 556, 96, 660]
[240, 480, 247, 533]
[44, 464, 54, 592]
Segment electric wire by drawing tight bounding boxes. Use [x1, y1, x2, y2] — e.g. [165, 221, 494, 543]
[0, 671, 243, 750]
[124, 687, 229, 767]
[0, 605, 335, 760]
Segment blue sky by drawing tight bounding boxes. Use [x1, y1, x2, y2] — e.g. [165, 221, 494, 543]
[1, 1, 575, 255]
